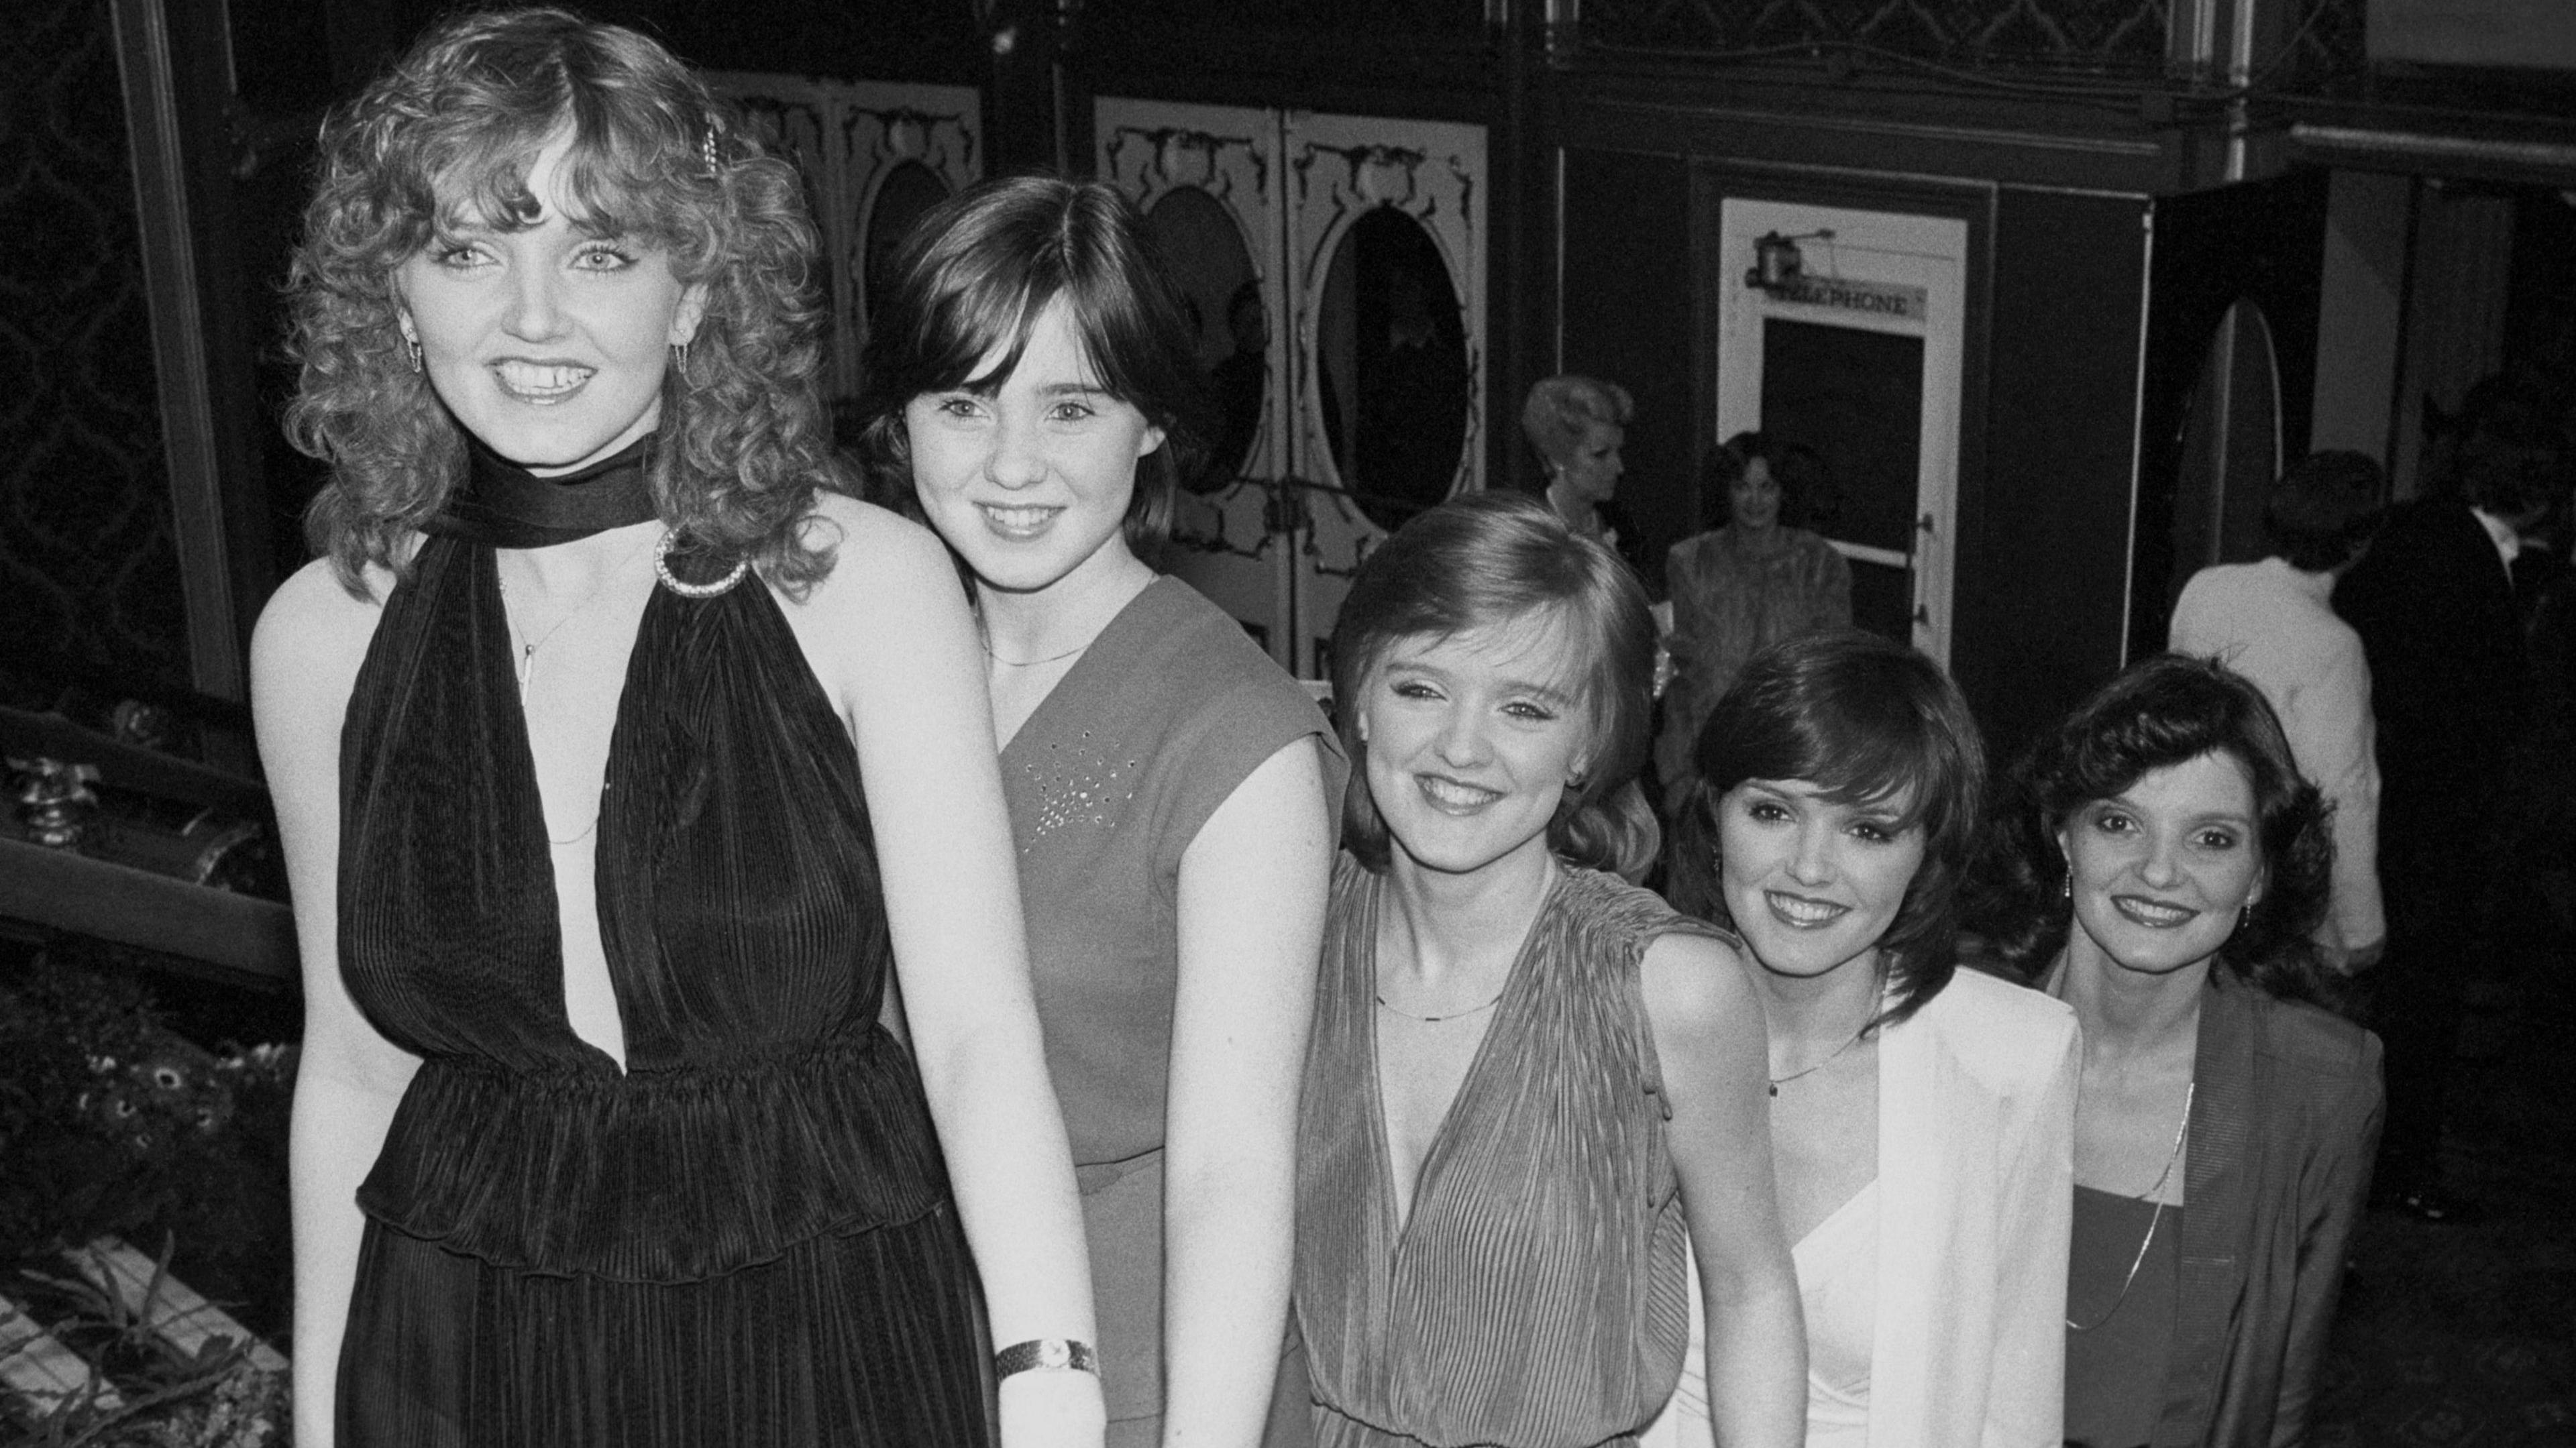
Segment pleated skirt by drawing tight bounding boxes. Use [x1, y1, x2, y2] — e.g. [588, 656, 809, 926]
[337, 1203, 991, 1448]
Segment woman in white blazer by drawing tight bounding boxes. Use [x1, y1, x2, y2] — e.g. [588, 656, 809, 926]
[1646, 630, 2079, 1447]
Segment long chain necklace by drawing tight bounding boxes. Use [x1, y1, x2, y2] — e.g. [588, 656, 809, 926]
[2068, 1080, 2195, 1331]
[498, 535, 651, 848]
[498, 532, 655, 699]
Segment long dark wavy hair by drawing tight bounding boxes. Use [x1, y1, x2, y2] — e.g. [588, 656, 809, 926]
[1666, 629, 1987, 1028]
[284, 7, 840, 596]
[849, 176, 1210, 547]
[1331, 491, 1661, 881]
[1970, 653, 2339, 1005]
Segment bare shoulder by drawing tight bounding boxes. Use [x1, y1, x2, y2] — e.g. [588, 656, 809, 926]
[1639, 928, 1761, 1034]
[252, 557, 388, 711]
[792, 492, 963, 623]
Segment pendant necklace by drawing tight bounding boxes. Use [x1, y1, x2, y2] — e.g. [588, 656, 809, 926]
[499, 531, 655, 699]
[1767, 1026, 1868, 1097]
[2068, 1080, 2195, 1331]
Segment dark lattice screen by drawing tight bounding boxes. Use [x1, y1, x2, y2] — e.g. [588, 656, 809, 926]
[0, 0, 186, 689]
[1578, 0, 2174, 68]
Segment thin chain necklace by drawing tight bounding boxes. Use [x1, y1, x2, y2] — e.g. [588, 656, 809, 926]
[2068, 1080, 2194, 1331]
[498, 532, 655, 698]
[1768, 1025, 1869, 1097]
[1375, 985, 1507, 1024]
[980, 634, 1091, 668]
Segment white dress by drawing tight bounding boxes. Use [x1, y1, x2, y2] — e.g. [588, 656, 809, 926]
[1640, 1179, 1880, 1447]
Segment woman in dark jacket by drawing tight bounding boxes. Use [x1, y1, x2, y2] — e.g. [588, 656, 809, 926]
[1974, 654, 2382, 1447]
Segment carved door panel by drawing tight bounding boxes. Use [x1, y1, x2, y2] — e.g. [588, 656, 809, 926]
[1717, 201, 1966, 664]
[710, 76, 979, 407]
[1285, 113, 1487, 680]
[1097, 98, 1291, 659]
[1098, 101, 1487, 679]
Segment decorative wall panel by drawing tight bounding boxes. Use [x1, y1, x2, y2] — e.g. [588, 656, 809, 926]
[1578, 0, 2173, 68]
[1, 0, 185, 691]
[708, 75, 980, 408]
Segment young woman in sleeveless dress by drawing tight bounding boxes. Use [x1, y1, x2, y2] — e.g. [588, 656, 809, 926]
[1975, 655, 2380, 1447]
[254, 13, 1102, 1445]
[1295, 492, 1804, 1448]
[1649, 629, 2080, 1447]
[851, 178, 1340, 1448]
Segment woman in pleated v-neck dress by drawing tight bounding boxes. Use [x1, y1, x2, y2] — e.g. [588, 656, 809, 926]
[1295, 493, 1804, 1448]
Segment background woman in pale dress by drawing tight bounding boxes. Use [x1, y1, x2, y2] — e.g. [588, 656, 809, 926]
[1650, 629, 2077, 1447]
[1296, 492, 1803, 1448]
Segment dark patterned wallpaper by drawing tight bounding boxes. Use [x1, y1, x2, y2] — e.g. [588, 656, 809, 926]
[1578, 0, 2173, 69]
[1, 0, 186, 692]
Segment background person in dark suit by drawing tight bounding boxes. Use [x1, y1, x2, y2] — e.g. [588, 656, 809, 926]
[2334, 419, 2560, 1221]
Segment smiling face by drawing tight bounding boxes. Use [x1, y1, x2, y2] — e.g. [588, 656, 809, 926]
[1717, 777, 1925, 981]
[906, 294, 1167, 598]
[394, 133, 704, 475]
[1357, 612, 1592, 880]
[1729, 456, 1782, 533]
[2059, 749, 2266, 979]
[1554, 421, 1625, 505]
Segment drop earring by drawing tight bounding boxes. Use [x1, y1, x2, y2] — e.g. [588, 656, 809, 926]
[401, 331, 422, 374]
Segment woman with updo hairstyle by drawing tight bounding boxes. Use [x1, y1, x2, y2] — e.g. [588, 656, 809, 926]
[1656, 431, 1854, 816]
[1972, 654, 2382, 1447]
[257, 13, 1101, 1445]
[853, 175, 1342, 1448]
[1521, 374, 1638, 563]
[1297, 491, 1804, 1448]
[1647, 629, 2078, 1448]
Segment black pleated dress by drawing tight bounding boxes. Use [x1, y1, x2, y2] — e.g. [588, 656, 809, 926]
[331, 533, 990, 1447]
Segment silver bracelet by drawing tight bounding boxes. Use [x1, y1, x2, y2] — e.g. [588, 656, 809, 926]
[994, 1338, 1099, 1380]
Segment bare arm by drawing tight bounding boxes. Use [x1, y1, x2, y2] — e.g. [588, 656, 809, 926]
[1986, 1013, 2079, 1447]
[1162, 739, 1332, 1448]
[804, 499, 1103, 1446]
[253, 561, 422, 1448]
[1641, 934, 1806, 1448]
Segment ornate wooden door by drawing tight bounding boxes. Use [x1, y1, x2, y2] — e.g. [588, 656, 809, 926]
[1098, 99, 1487, 679]
[1097, 97, 1293, 659]
[708, 76, 980, 406]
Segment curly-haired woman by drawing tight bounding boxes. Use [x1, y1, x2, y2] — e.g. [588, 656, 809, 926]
[252, 12, 1101, 1445]
[1972, 655, 2382, 1447]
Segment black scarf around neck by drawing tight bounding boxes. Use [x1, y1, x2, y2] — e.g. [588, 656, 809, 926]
[427, 433, 661, 548]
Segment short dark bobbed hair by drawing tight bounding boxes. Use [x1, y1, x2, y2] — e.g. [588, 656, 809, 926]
[1331, 491, 1660, 881]
[851, 176, 1210, 547]
[285, 7, 838, 595]
[1666, 629, 1986, 1028]
[1971, 653, 2338, 1005]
